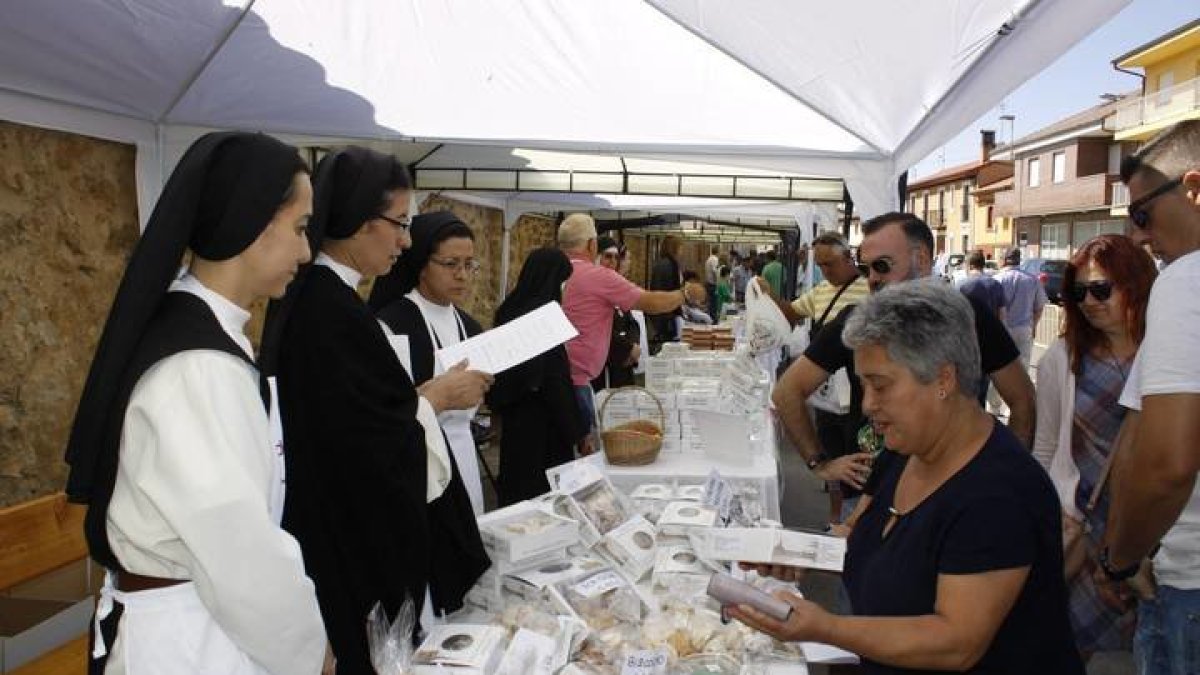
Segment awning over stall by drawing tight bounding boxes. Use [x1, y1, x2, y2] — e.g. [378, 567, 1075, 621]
[0, 0, 1128, 221]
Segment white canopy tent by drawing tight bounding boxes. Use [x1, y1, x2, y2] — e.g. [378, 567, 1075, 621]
[0, 0, 1128, 225]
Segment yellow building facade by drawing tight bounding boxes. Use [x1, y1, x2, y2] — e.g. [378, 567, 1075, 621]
[1111, 18, 1200, 142]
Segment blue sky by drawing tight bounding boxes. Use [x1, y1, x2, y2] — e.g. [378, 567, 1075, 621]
[909, 0, 1199, 180]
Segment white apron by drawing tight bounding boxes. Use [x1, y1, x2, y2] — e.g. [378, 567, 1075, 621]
[96, 380, 289, 675]
[408, 294, 485, 516]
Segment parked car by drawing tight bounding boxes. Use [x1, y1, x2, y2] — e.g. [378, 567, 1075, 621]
[1020, 258, 1068, 304]
[935, 253, 966, 282]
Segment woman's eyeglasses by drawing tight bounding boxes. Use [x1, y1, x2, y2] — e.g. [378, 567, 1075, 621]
[376, 213, 411, 230]
[1069, 280, 1114, 304]
[1127, 176, 1183, 229]
[856, 257, 893, 276]
[430, 257, 481, 274]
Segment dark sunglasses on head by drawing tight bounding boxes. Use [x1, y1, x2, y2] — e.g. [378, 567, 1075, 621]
[856, 257, 893, 276]
[1128, 176, 1183, 229]
[1069, 280, 1114, 304]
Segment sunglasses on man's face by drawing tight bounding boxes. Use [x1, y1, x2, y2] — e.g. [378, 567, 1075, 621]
[1069, 280, 1114, 304]
[1128, 176, 1183, 229]
[856, 257, 894, 277]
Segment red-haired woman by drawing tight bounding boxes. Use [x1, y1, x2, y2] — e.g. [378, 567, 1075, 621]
[1033, 233, 1158, 661]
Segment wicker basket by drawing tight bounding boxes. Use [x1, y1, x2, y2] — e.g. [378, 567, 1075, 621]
[598, 386, 665, 466]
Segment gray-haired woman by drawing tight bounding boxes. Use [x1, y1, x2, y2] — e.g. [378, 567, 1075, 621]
[730, 281, 1084, 674]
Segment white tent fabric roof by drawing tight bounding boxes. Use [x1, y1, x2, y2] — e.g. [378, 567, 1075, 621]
[433, 191, 840, 232]
[0, 0, 1128, 220]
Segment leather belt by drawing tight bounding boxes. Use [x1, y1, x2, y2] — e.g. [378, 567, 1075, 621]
[116, 570, 187, 593]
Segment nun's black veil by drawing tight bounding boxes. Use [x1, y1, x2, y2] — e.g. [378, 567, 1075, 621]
[65, 131, 304, 503]
[259, 146, 400, 377]
[495, 247, 573, 326]
[366, 210, 469, 312]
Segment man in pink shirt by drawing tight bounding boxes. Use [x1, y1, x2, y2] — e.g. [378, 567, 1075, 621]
[559, 214, 686, 454]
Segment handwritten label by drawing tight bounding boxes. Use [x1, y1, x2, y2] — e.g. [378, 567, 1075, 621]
[572, 570, 624, 599]
[620, 649, 668, 675]
[702, 469, 736, 524]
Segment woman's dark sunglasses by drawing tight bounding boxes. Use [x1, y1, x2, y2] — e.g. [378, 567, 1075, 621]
[1128, 176, 1183, 229]
[856, 258, 893, 276]
[1069, 280, 1114, 304]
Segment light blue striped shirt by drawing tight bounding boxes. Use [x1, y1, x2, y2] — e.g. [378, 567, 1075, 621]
[995, 266, 1047, 329]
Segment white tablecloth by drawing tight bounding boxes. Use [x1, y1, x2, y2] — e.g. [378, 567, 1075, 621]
[602, 423, 782, 522]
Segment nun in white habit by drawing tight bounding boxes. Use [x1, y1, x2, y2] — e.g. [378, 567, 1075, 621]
[64, 132, 330, 674]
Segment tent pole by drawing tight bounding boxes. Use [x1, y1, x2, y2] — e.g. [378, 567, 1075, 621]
[842, 186, 853, 241]
[500, 210, 520, 298]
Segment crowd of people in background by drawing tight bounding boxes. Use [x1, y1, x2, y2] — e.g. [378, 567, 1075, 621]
[64, 118, 1198, 675]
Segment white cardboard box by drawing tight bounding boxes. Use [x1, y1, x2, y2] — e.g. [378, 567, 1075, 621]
[413, 624, 506, 675]
[477, 502, 580, 565]
[687, 527, 846, 572]
[502, 557, 609, 600]
[601, 515, 658, 581]
[657, 501, 719, 536]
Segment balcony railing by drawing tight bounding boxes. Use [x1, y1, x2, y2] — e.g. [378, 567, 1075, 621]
[1112, 76, 1200, 133]
[1111, 182, 1130, 208]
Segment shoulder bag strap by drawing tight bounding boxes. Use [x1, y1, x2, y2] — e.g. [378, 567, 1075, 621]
[815, 277, 858, 330]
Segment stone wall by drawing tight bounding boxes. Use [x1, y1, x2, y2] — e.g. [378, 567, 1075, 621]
[0, 122, 139, 508]
[411, 195, 556, 328]
[622, 233, 648, 287]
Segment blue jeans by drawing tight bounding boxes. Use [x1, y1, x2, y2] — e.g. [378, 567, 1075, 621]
[1135, 585, 1200, 675]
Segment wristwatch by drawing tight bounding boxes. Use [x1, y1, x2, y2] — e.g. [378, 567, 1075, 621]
[806, 453, 829, 471]
[1098, 546, 1140, 582]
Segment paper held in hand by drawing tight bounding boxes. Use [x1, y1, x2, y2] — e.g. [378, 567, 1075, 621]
[435, 301, 578, 374]
[688, 527, 846, 573]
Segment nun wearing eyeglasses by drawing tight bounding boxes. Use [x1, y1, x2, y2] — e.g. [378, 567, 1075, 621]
[64, 132, 329, 674]
[368, 211, 488, 515]
[263, 150, 490, 674]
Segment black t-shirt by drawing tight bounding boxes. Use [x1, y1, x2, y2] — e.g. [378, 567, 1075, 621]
[802, 291, 1020, 469]
[844, 422, 1084, 675]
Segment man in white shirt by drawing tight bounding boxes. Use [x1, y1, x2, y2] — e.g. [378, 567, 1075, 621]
[1103, 120, 1200, 675]
[705, 245, 720, 317]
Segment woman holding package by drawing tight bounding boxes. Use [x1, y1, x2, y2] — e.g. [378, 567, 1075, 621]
[1033, 234, 1156, 660]
[487, 247, 585, 505]
[367, 211, 487, 515]
[262, 147, 491, 674]
[64, 132, 329, 674]
[731, 281, 1084, 675]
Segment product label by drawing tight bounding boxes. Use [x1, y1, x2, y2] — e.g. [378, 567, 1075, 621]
[620, 649, 669, 675]
[702, 469, 736, 524]
[572, 570, 624, 598]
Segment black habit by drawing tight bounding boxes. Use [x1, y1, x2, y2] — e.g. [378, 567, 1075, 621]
[486, 248, 585, 505]
[266, 147, 487, 675]
[276, 266, 488, 673]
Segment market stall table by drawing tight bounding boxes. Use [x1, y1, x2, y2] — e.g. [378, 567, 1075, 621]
[602, 424, 781, 523]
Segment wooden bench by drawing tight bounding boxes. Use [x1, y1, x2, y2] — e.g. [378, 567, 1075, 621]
[0, 493, 89, 675]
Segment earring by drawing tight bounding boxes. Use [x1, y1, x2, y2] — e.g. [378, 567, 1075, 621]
[937, 389, 946, 400]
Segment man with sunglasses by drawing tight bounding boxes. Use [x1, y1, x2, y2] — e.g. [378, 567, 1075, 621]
[1102, 120, 1200, 675]
[772, 213, 1035, 517]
